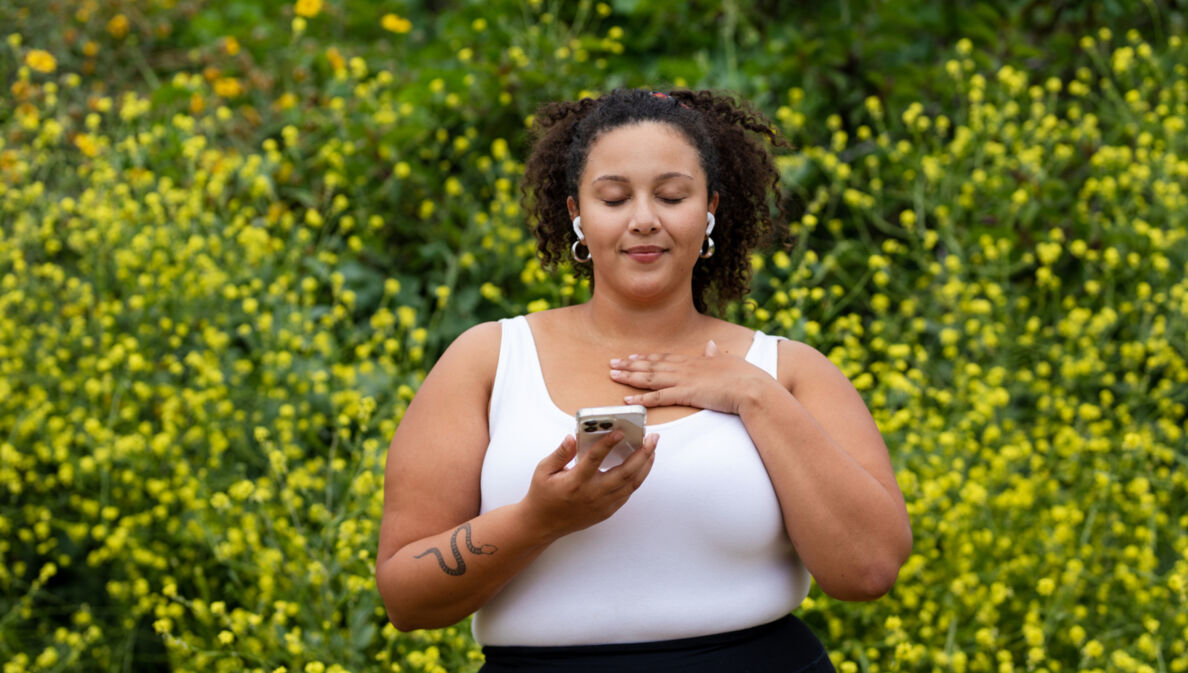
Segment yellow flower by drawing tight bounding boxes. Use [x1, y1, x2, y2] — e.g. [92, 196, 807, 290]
[397, 306, 416, 328]
[325, 47, 345, 72]
[15, 102, 39, 130]
[107, 14, 130, 39]
[273, 92, 297, 110]
[294, 0, 323, 18]
[213, 77, 242, 98]
[73, 133, 99, 158]
[381, 13, 412, 33]
[25, 49, 57, 73]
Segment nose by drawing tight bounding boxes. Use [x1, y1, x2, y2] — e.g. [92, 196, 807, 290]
[629, 199, 659, 234]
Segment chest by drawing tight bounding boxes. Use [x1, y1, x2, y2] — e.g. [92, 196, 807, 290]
[534, 342, 699, 425]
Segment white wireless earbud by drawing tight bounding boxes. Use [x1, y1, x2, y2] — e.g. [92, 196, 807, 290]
[706, 212, 716, 236]
[572, 215, 584, 239]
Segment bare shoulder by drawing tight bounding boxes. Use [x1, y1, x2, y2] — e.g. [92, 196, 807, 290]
[390, 320, 502, 449]
[774, 336, 890, 454]
[774, 338, 850, 396]
[772, 336, 901, 504]
[387, 318, 503, 459]
[433, 320, 502, 385]
[522, 305, 583, 339]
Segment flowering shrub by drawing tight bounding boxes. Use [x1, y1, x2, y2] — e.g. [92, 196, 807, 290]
[1, 2, 1186, 672]
[755, 30, 1188, 672]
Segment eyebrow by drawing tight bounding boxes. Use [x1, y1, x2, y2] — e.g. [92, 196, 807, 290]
[592, 172, 694, 184]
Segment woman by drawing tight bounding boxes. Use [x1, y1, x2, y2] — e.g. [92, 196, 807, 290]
[375, 89, 912, 672]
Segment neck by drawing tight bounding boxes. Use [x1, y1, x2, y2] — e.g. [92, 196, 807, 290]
[579, 288, 706, 350]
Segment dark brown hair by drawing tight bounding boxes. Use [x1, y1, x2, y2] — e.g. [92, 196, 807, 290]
[522, 88, 793, 313]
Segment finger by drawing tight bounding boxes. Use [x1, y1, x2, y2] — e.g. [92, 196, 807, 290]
[609, 368, 675, 389]
[622, 353, 685, 363]
[610, 357, 677, 372]
[630, 437, 659, 489]
[573, 430, 623, 479]
[624, 389, 679, 407]
[618, 433, 658, 476]
[606, 434, 659, 491]
[538, 435, 577, 474]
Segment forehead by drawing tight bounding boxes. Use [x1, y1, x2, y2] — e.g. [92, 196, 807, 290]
[582, 121, 704, 183]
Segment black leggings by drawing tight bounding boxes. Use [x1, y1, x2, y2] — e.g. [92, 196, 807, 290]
[478, 614, 835, 673]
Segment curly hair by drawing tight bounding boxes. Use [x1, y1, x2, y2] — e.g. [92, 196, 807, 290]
[521, 88, 793, 314]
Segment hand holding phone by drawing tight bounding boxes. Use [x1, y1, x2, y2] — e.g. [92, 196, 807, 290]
[575, 405, 646, 470]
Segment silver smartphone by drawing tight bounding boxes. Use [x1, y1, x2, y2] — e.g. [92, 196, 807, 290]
[575, 405, 646, 469]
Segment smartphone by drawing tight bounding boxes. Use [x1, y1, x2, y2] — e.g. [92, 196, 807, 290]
[575, 405, 646, 469]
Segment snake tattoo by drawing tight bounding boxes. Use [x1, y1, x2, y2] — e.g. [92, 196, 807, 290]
[414, 523, 498, 576]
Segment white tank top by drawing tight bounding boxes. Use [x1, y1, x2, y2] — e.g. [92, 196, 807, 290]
[472, 315, 811, 646]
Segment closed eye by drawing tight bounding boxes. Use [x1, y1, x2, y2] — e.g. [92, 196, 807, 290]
[602, 197, 686, 206]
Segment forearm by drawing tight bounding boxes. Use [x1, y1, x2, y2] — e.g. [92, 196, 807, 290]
[739, 381, 912, 600]
[376, 501, 554, 630]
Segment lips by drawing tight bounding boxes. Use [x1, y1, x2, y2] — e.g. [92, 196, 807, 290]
[622, 245, 666, 262]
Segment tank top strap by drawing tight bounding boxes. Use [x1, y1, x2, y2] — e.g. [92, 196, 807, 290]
[490, 316, 547, 434]
[745, 330, 785, 380]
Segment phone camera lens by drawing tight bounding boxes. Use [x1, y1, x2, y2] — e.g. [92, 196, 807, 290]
[599, 421, 613, 430]
[583, 421, 599, 432]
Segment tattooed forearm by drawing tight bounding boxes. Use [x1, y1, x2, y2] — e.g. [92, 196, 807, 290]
[414, 523, 498, 576]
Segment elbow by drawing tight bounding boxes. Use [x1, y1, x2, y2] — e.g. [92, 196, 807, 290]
[375, 558, 418, 632]
[387, 613, 437, 634]
[811, 509, 913, 602]
[376, 587, 429, 633]
[818, 561, 902, 602]
[856, 560, 902, 600]
[375, 559, 459, 632]
[386, 611, 462, 633]
[378, 592, 420, 634]
[385, 610, 419, 634]
[818, 533, 912, 602]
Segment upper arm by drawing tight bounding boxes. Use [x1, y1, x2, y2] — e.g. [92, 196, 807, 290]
[376, 321, 502, 566]
[777, 339, 906, 510]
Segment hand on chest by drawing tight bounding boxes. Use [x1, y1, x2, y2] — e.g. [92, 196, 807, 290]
[535, 340, 757, 426]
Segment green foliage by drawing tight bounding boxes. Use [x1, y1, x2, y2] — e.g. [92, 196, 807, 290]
[1, 1, 1187, 672]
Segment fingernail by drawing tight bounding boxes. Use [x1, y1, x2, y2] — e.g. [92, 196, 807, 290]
[610, 370, 623, 378]
[624, 395, 635, 402]
[628, 353, 640, 360]
[610, 358, 623, 366]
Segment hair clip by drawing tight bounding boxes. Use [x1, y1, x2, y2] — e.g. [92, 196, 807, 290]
[650, 91, 692, 110]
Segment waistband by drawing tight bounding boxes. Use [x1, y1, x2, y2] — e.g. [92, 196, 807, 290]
[479, 614, 831, 672]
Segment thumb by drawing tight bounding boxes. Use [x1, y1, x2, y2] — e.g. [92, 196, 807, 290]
[539, 435, 577, 473]
[705, 339, 720, 356]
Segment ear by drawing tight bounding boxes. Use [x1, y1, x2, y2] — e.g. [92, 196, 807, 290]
[708, 191, 719, 216]
[567, 195, 579, 221]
